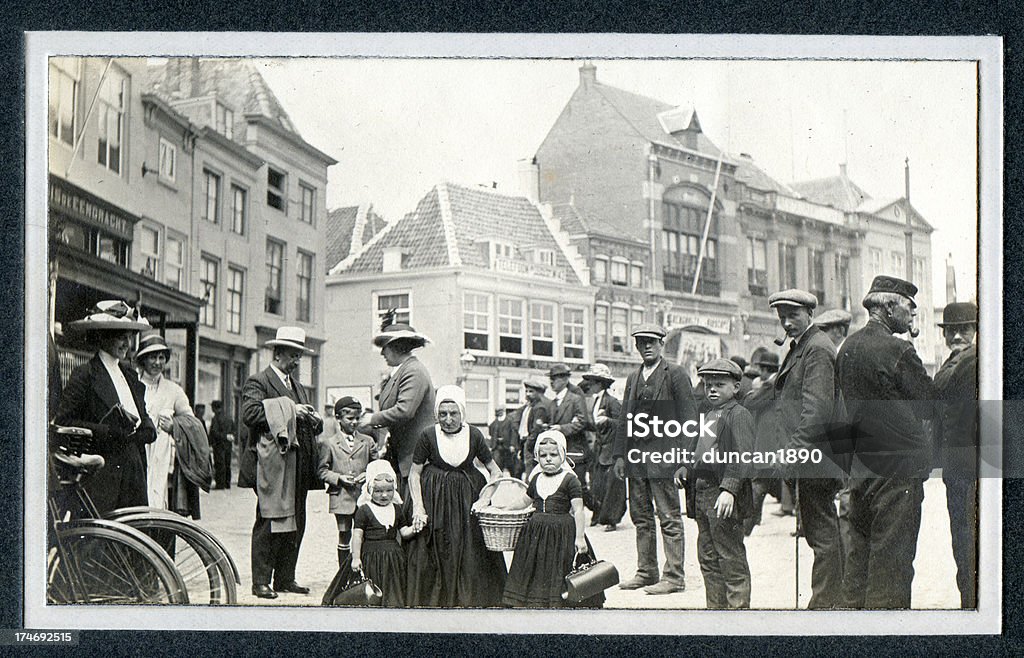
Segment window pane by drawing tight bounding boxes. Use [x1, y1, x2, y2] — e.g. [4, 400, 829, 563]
[232, 186, 247, 234]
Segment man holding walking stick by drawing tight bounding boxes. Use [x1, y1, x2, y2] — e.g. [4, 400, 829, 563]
[769, 289, 845, 609]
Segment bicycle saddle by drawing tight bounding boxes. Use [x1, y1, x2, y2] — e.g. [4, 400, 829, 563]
[51, 450, 105, 481]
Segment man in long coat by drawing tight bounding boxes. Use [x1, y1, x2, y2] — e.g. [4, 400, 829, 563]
[934, 301, 979, 608]
[836, 276, 935, 608]
[242, 327, 322, 599]
[769, 289, 845, 609]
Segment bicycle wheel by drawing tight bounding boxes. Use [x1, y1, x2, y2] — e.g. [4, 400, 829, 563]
[107, 508, 241, 590]
[112, 515, 237, 604]
[48, 520, 189, 605]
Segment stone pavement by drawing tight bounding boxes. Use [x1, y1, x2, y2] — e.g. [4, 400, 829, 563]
[194, 469, 960, 609]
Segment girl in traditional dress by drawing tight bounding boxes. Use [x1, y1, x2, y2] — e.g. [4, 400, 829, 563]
[406, 385, 506, 607]
[348, 460, 416, 607]
[502, 429, 604, 608]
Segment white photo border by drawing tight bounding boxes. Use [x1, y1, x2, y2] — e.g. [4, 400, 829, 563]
[24, 32, 1002, 635]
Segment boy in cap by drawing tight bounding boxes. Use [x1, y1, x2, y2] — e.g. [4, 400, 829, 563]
[318, 396, 379, 568]
[514, 378, 551, 478]
[675, 358, 754, 608]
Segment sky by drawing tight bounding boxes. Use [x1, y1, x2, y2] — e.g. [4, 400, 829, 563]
[254, 58, 979, 298]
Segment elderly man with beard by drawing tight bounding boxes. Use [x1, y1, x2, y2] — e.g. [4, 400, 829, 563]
[934, 302, 979, 608]
[836, 276, 935, 609]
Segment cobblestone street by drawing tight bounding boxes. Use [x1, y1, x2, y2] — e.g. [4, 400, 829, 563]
[195, 465, 960, 609]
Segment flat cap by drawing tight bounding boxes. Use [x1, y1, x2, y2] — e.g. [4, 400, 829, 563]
[938, 302, 978, 327]
[768, 289, 818, 310]
[547, 363, 572, 378]
[815, 308, 853, 328]
[333, 396, 363, 413]
[631, 323, 667, 340]
[523, 378, 548, 392]
[697, 358, 744, 381]
[866, 275, 918, 305]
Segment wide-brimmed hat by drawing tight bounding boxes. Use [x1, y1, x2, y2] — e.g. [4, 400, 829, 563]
[65, 300, 151, 333]
[581, 363, 615, 384]
[937, 302, 978, 328]
[768, 289, 818, 310]
[263, 326, 315, 354]
[135, 333, 172, 360]
[371, 323, 430, 349]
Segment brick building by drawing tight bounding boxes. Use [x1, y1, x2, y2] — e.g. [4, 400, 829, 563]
[531, 63, 936, 377]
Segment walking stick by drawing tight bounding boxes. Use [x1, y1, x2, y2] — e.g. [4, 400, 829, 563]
[794, 479, 801, 609]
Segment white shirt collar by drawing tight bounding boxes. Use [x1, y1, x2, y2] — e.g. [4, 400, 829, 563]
[269, 363, 292, 388]
[553, 388, 568, 404]
[98, 349, 121, 369]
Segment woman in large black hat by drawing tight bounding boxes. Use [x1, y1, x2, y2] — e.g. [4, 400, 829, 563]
[53, 301, 157, 515]
[358, 312, 436, 495]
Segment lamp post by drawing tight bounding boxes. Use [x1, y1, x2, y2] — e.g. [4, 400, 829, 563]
[456, 350, 476, 386]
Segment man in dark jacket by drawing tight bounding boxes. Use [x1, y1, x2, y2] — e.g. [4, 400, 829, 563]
[836, 276, 935, 609]
[242, 327, 323, 600]
[769, 288, 845, 609]
[547, 363, 592, 509]
[513, 378, 551, 477]
[582, 363, 624, 529]
[208, 400, 235, 490]
[934, 302, 979, 608]
[54, 301, 157, 516]
[613, 323, 697, 595]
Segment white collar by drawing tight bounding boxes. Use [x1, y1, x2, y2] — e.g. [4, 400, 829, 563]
[553, 388, 567, 403]
[269, 363, 292, 387]
[140, 371, 162, 386]
[98, 349, 122, 369]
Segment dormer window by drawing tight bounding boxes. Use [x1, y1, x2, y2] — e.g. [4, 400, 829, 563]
[215, 102, 234, 139]
[535, 249, 555, 266]
[383, 247, 408, 272]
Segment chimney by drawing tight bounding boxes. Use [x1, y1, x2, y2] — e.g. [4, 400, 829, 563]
[517, 158, 540, 204]
[579, 62, 597, 87]
[945, 253, 957, 304]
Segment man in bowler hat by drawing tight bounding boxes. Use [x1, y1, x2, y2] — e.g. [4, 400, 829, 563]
[934, 301, 979, 608]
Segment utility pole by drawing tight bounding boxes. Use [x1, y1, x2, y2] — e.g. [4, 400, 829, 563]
[904, 158, 914, 281]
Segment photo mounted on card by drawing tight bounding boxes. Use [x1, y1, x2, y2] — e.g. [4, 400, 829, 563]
[24, 32, 1001, 635]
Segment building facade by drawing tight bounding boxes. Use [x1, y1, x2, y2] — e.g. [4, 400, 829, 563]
[532, 63, 936, 376]
[48, 56, 336, 431]
[324, 183, 595, 425]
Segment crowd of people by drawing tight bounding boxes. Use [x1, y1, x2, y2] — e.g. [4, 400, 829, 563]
[50, 271, 979, 610]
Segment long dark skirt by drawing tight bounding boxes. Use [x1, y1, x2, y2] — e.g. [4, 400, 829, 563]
[502, 512, 605, 608]
[593, 464, 626, 525]
[405, 464, 507, 607]
[325, 539, 407, 607]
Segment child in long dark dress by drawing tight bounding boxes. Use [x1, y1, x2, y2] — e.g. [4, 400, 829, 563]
[502, 429, 604, 608]
[348, 460, 418, 607]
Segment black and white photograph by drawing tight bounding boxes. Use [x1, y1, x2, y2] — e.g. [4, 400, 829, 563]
[24, 33, 1001, 635]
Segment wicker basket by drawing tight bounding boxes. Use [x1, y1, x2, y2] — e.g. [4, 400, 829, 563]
[474, 477, 534, 552]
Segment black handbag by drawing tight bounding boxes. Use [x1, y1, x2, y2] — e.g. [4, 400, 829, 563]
[322, 569, 383, 607]
[563, 550, 619, 603]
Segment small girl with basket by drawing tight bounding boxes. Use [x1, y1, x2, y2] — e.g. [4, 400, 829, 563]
[502, 429, 604, 608]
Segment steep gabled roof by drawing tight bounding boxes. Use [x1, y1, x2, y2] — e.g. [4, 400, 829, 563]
[591, 82, 724, 159]
[789, 172, 871, 212]
[324, 206, 359, 273]
[337, 183, 583, 284]
[550, 203, 646, 243]
[145, 58, 300, 142]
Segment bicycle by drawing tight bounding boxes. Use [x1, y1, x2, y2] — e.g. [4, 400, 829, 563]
[47, 427, 189, 605]
[49, 426, 240, 605]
